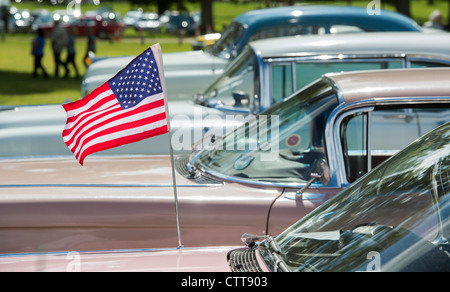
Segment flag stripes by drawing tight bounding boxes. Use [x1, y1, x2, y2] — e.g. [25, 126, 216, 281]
[62, 45, 169, 165]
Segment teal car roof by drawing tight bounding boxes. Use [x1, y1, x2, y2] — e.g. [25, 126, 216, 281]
[233, 5, 421, 32]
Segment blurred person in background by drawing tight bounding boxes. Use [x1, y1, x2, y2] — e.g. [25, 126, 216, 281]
[50, 18, 68, 78]
[84, 27, 96, 68]
[31, 28, 49, 79]
[423, 10, 444, 30]
[65, 26, 79, 78]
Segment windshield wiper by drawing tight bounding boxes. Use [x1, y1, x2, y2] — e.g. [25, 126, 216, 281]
[186, 149, 205, 178]
[242, 233, 290, 272]
[186, 135, 220, 177]
[267, 236, 290, 272]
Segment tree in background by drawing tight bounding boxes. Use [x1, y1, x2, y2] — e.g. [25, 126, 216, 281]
[200, 0, 213, 34]
[383, 0, 411, 17]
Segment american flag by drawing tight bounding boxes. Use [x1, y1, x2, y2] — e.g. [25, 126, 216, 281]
[62, 44, 169, 165]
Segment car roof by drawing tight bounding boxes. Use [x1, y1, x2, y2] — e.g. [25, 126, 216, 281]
[249, 32, 450, 60]
[326, 67, 450, 103]
[234, 5, 421, 31]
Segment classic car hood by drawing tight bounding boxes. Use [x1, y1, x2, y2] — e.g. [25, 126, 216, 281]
[0, 102, 231, 158]
[161, 50, 226, 71]
[0, 154, 335, 253]
[81, 51, 227, 98]
[0, 155, 192, 186]
[0, 246, 234, 272]
[85, 50, 225, 79]
[0, 155, 291, 253]
[84, 55, 134, 80]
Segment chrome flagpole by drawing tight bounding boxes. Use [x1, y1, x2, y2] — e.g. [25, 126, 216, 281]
[152, 43, 183, 249]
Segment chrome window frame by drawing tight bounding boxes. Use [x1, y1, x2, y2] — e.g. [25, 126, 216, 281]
[264, 54, 408, 109]
[325, 91, 450, 188]
[263, 53, 450, 110]
[196, 96, 450, 189]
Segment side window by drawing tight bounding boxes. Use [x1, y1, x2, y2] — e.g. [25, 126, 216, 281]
[341, 106, 450, 183]
[371, 108, 450, 154]
[340, 113, 368, 183]
[295, 61, 402, 92]
[271, 63, 293, 104]
[248, 24, 326, 42]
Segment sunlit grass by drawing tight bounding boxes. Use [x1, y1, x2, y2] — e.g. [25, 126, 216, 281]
[0, 34, 192, 105]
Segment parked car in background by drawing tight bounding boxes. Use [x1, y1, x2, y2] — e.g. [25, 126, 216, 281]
[123, 9, 142, 28]
[195, 32, 450, 114]
[191, 32, 221, 50]
[164, 11, 199, 36]
[9, 7, 31, 33]
[134, 12, 161, 34]
[30, 13, 55, 33]
[73, 14, 124, 39]
[229, 121, 450, 272]
[30, 10, 76, 34]
[80, 5, 422, 99]
[0, 68, 449, 255]
[208, 5, 421, 60]
[3, 32, 450, 159]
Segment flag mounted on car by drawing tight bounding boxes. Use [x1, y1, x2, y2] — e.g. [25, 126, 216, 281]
[62, 43, 169, 165]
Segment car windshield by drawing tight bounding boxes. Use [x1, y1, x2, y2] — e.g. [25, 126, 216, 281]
[195, 79, 338, 186]
[207, 21, 245, 60]
[259, 123, 450, 271]
[197, 47, 259, 113]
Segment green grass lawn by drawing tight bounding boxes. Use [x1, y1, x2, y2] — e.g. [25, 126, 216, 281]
[0, 35, 194, 105]
[1, 0, 448, 105]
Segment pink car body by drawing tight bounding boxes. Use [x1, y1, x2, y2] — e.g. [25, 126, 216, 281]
[0, 155, 336, 254]
[1, 68, 450, 272]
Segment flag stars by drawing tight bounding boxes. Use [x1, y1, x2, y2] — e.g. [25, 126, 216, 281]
[108, 48, 163, 110]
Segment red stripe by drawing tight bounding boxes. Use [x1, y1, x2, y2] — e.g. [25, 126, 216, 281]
[63, 103, 121, 146]
[63, 83, 113, 113]
[73, 111, 167, 160]
[77, 125, 168, 165]
[64, 92, 117, 127]
[64, 98, 166, 152]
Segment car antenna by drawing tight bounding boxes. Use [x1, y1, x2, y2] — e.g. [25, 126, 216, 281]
[265, 187, 286, 235]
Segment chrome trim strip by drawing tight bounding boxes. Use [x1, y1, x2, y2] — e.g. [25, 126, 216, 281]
[328, 106, 375, 188]
[291, 60, 297, 93]
[0, 183, 215, 188]
[196, 166, 304, 188]
[265, 53, 450, 65]
[264, 53, 408, 63]
[407, 55, 450, 66]
[367, 111, 372, 172]
[260, 57, 272, 110]
[0, 246, 235, 258]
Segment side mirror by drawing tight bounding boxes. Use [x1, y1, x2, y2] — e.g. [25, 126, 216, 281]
[296, 159, 330, 198]
[241, 233, 267, 247]
[193, 93, 205, 105]
[232, 91, 249, 107]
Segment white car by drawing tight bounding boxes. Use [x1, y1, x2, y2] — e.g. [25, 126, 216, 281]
[3, 32, 450, 159]
[80, 5, 422, 99]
